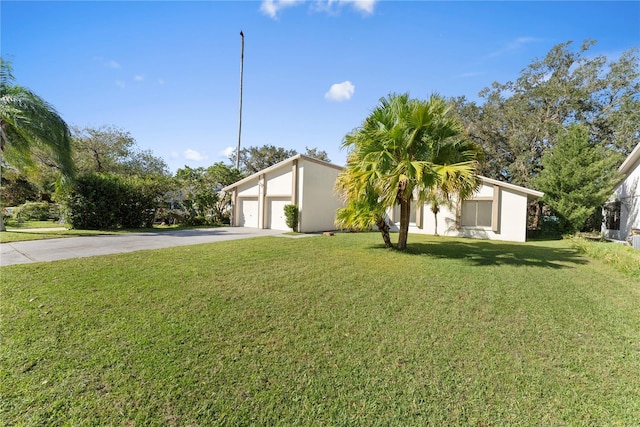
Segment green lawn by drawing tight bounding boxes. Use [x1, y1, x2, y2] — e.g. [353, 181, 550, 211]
[0, 222, 183, 244]
[2, 233, 639, 425]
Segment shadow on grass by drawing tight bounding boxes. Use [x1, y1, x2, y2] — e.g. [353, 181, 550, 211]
[370, 238, 587, 269]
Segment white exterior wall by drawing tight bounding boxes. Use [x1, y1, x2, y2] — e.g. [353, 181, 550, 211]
[237, 179, 259, 197]
[492, 188, 528, 242]
[225, 155, 344, 232]
[603, 149, 640, 241]
[621, 162, 640, 235]
[265, 167, 293, 196]
[389, 181, 535, 243]
[299, 159, 344, 232]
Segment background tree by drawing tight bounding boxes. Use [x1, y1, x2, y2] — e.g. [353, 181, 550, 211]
[453, 40, 639, 188]
[231, 145, 332, 176]
[336, 93, 481, 250]
[72, 125, 169, 177]
[174, 163, 243, 225]
[303, 146, 331, 162]
[0, 58, 74, 231]
[231, 145, 297, 175]
[0, 165, 37, 206]
[535, 124, 622, 234]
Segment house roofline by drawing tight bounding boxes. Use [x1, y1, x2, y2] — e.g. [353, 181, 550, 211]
[619, 143, 640, 176]
[479, 176, 544, 199]
[221, 154, 544, 200]
[222, 154, 344, 192]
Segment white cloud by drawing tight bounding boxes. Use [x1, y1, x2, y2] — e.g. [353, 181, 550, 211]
[260, 0, 301, 18]
[157, 78, 165, 85]
[336, 0, 376, 14]
[134, 75, 144, 82]
[115, 80, 126, 88]
[94, 56, 122, 69]
[219, 146, 235, 158]
[261, 0, 376, 18]
[454, 71, 483, 79]
[184, 149, 208, 161]
[325, 81, 355, 102]
[488, 37, 542, 58]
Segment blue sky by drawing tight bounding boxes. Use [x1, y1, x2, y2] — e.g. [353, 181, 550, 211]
[2, 1, 638, 173]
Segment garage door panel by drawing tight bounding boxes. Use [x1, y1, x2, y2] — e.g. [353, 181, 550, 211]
[267, 197, 291, 231]
[238, 198, 259, 228]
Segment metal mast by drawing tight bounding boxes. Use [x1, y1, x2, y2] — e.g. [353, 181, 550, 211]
[236, 31, 244, 170]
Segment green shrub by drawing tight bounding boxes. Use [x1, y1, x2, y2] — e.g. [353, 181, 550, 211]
[568, 236, 640, 279]
[66, 173, 158, 229]
[284, 204, 299, 232]
[15, 202, 60, 221]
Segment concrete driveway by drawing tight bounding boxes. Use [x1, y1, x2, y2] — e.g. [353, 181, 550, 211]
[1, 227, 284, 267]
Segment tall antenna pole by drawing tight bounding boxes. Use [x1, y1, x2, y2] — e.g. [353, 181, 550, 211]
[236, 31, 244, 170]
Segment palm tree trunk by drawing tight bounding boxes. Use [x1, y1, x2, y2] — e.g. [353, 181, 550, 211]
[376, 217, 393, 248]
[433, 212, 438, 236]
[431, 203, 440, 236]
[397, 197, 411, 250]
[0, 127, 5, 232]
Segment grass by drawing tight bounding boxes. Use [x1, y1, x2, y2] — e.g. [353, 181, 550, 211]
[568, 235, 640, 280]
[3, 219, 67, 229]
[2, 233, 640, 425]
[0, 222, 184, 244]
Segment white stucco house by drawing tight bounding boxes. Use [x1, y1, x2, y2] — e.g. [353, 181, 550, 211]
[602, 143, 640, 243]
[222, 154, 344, 233]
[387, 176, 544, 243]
[223, 154, 544, 242]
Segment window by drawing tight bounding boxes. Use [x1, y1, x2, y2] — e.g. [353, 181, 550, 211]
[604, 202, 621, 231]
[461, 200, 492, 227]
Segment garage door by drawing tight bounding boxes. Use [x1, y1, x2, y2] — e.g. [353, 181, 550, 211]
[267, 197, 291, 231]
[238, 198, 259, 228]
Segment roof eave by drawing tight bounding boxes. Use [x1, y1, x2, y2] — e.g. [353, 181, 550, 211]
[478, 175, 544, 199]
[619, 143, 640, 176]
[221, 154, 344, 192]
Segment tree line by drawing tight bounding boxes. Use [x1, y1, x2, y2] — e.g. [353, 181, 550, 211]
[2, 40, 638, 243]
[0, 56, 332, 230]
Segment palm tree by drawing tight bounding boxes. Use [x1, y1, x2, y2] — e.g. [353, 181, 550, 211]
[1, 58, 74, 231]
[335, 163, 393, 247]
[425, 138, 484, 235]
[335, 93, 481, 250]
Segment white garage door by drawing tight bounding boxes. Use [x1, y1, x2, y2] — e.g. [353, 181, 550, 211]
[238, 198, 259, 228]
[267, 197, 291, 231]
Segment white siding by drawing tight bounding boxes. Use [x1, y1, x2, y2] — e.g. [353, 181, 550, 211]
[299, 159, 343, 232]
[237, 180, 259, 197]
[265, 166, 292, 196]
[225, 155, 344, 232]
[390, 180, 536, 242]
[604, 148, 640, 241]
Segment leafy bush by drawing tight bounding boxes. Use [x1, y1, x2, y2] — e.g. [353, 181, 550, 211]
[0, 176, 38, 206]
[284, 204, 299, 232]
[568, 236, 640, 279]
[14, 202, 60, 221]
[66, 173, 160, 229]
[154, 208, 187, 225]
[2, 207, 14, 220]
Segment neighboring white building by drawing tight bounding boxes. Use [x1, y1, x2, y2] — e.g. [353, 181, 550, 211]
[223, 154, 544, 242]
[222, 154, 344, 233]
[602, 143, 640, 242]
[387, 176, 544, 243]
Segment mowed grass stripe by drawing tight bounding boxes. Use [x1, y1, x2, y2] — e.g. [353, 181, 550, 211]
[2, 233, 639, 425]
